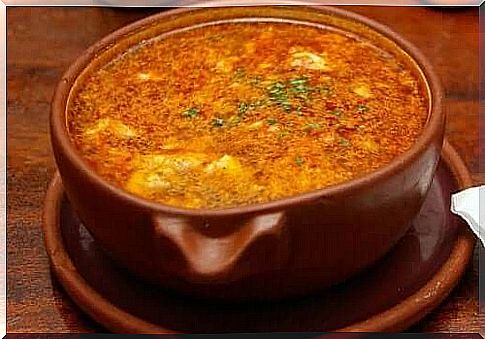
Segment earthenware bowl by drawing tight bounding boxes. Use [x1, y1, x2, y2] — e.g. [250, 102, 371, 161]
[50, 5, 444, 300]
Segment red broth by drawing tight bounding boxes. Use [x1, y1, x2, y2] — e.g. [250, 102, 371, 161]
[68, 22, 428, 209]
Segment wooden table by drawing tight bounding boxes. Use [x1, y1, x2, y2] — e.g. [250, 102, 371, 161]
[6, 6, 483, 334]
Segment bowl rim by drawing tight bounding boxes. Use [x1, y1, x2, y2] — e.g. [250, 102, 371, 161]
[51, 4, 444, 217]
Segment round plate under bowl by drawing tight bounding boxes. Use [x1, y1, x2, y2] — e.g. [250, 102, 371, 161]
[42, 141, 475, 333]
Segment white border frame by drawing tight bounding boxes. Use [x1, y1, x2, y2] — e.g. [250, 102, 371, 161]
[1, 1, 482, 337]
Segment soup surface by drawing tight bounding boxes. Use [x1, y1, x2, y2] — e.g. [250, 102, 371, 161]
[68, 21, 428, 209]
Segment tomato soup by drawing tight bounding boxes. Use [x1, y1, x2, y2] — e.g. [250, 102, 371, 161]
[68, 22, 428, 209]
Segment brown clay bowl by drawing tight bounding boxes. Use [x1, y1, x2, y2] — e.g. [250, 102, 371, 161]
[50, 5, 444, 301]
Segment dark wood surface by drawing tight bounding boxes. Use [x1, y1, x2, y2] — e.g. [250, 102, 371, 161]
[6, 6, 483, 334]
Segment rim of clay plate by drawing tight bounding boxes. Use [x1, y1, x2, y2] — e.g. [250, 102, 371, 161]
[51, 4, 444, 217]
[42, 140, 476, 333]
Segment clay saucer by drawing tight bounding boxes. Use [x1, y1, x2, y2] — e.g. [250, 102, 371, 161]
[42, 141, 475, 333]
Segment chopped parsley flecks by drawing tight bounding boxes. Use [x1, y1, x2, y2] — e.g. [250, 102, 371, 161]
[338, 138, 351, 146]
[289, 76, 312, 100]
[182, 107, 199, 118]
[295, 155, 305, 166]
[329, 109, 343, 117]
[356, 104, 369, 113]
[266, 117, 278, 125]
[211, 117, 225, 127]
[303, 123, 321, 132]
[266, 81, 292, 113]
[238, 101, 249, 116]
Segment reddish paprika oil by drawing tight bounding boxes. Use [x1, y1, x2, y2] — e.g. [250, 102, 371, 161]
[68, 22, 428, 209]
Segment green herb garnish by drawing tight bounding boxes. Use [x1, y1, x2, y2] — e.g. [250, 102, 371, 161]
[289, 76, 312, 100]
[234, 67, 246, 80]
[278, 130, 289, 139]
[295, 105, 304, 116]
[356, 104, 369, 113]
[182, 107, 199, 118]
[237, 99, 267, 117]
[329, 109, 343, 117]
[211, 117, 225, 127]
[251, 98, 268, 108]
[338, 138, 351, 146]
[295, 156, 305, 166]
[303, 123, 321, 131]
[266, 117, 278, 125]
[267, 81, 292, 113]
[238, 102, 249, 116]
[267, 81, 285, 93]
[318, 85, 332, 96]
[282, 104, 292, 113]
[288, 77, 308, 86]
